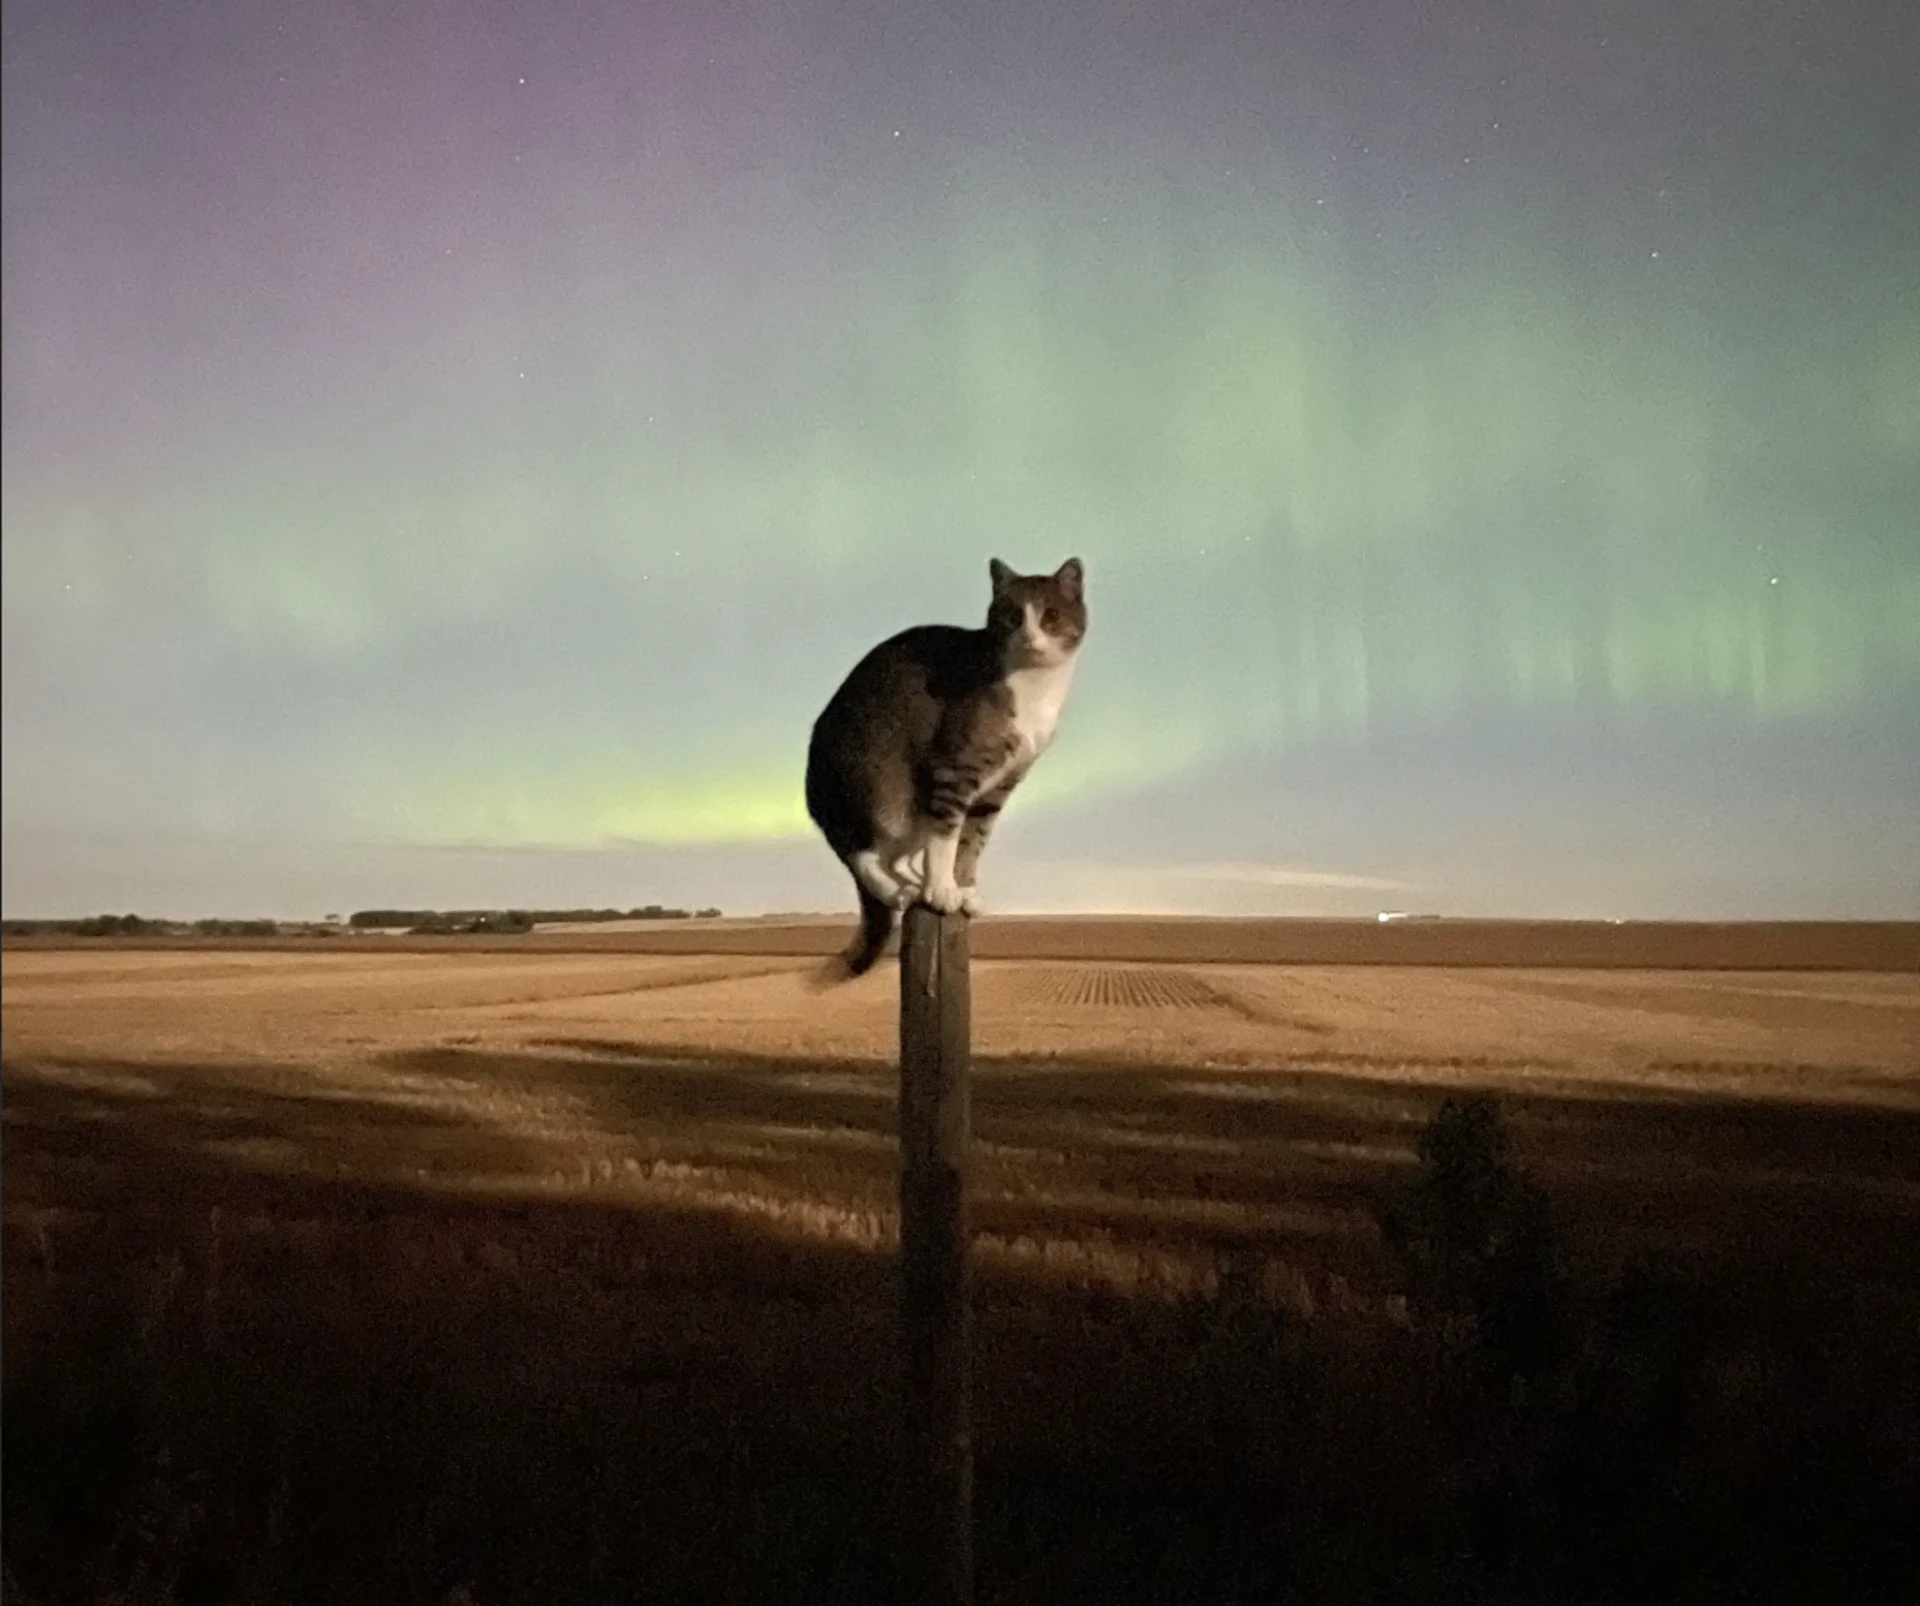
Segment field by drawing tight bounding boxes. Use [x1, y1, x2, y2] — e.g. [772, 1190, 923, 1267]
[5, 920, 1919, 1604]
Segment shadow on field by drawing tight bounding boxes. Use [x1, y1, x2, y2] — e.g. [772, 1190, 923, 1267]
[5, 1044, 1919, 1606]
[466, 1035, 1920, 1289]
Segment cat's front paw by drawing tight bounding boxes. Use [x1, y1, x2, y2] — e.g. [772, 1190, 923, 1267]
[957, 887, 982, 918]
[920, 878, 966, 915]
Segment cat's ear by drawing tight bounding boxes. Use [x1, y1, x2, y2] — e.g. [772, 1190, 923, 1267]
[989, 558, 1014, 591]
[1055, 557, 1084, 600]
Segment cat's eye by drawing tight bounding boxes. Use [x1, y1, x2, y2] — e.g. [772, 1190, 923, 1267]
[1041, 608, 1062, 631]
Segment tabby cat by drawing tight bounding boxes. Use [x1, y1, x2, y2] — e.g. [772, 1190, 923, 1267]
[805, 557, 1088, 976]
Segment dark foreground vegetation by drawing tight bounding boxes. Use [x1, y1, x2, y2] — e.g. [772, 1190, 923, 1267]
[4, 1078, 1916, 1605]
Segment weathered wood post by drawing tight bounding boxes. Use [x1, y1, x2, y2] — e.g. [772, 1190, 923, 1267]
[898, 903, 973, 1606]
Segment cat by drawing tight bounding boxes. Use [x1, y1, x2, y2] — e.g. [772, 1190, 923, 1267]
[805, 557, 1087, 977]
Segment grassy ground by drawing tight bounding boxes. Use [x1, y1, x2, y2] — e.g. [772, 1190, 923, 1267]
[4, 941, 1918, 1603]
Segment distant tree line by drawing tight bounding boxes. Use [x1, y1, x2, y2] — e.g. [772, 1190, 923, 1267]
[2, 905, 724, 940]
[346, 905, 721, 931]
[2, 915, 295, 938]
[395, 911, 537, 936]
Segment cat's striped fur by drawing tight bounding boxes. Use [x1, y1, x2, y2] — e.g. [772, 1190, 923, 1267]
[805, 558, 1087, 977]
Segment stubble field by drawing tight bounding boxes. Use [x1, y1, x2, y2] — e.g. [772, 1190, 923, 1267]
[4, 920, 1918, 1604]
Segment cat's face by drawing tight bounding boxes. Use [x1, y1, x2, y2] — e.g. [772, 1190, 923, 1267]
[987, 557, 1087, 668]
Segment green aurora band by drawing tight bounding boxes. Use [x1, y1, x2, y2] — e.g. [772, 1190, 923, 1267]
[27, 178, 1916, 849]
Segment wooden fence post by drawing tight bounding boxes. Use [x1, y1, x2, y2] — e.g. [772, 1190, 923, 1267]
[898, 904, 973, 1606]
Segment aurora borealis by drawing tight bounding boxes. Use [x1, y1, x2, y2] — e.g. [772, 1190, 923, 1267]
[4, 0, 1917, 918]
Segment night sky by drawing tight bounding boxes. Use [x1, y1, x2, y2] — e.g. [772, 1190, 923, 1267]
[4, 0, 1917, 920]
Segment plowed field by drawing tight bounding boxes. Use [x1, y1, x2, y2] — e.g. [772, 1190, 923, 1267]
[1007, 964, 1234, 1011]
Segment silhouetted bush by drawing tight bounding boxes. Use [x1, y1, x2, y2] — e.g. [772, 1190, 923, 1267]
[1384, 1094, 1568, 1393]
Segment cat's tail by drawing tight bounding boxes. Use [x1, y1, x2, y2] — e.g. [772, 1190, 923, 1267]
[844, 882, 899, 975]
[808, 882, 898, 988]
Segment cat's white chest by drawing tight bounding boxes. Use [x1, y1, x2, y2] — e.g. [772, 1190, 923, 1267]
[1005, 659, 1077, 760]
